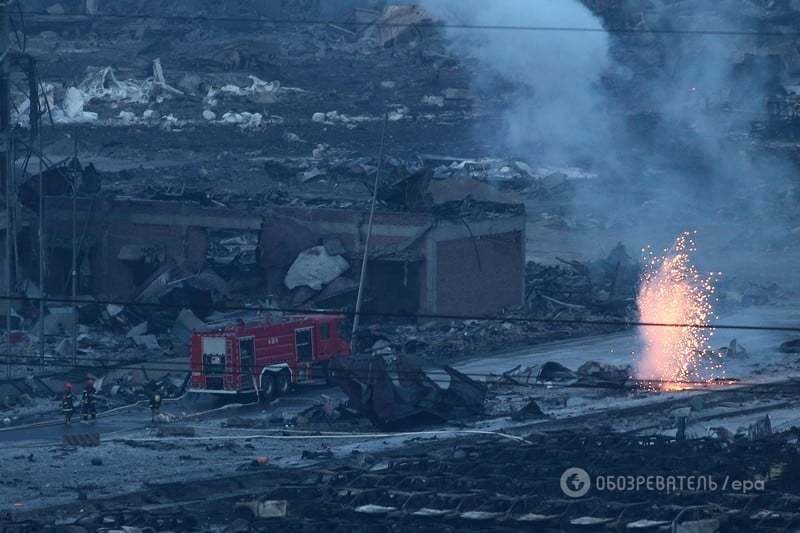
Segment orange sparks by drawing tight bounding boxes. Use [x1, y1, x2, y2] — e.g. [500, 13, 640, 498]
[635, 232, 722, 389]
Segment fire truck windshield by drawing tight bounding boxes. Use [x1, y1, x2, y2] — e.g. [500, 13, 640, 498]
[202, 336, 226, 375]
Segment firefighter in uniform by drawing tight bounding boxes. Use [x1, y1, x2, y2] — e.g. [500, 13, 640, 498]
[149, 392, 162, 422]
[81, 378, 97, 422]
[62, 383, 75, 425]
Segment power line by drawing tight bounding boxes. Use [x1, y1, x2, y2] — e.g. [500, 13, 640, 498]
[0, 351, 789, 391]
[15, 10, 800, 38]
[0, 294, 798, 333]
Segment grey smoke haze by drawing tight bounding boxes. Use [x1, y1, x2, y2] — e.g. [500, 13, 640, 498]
[422, 0, 614, 165]
[422, 0, 796, 268]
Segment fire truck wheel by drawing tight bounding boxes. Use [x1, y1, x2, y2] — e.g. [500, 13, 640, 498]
[275, 371, 290, 396]
[259, 373, 275, 401]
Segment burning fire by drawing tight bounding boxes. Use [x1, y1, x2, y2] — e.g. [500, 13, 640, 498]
[635, 232, 722, 389]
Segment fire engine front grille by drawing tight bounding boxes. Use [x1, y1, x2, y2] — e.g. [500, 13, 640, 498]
[205, 377, 224, 390]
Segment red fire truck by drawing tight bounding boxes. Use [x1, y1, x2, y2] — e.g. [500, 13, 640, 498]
[189, 314, 350, 399]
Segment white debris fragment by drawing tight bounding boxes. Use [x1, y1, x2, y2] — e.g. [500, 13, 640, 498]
[311, 110, 377, 127]
[142, 109, 155, 120]
[150, 58, 184, 98]
[421, 95, 444, 107]
[299, 168, 325, 182]
[285, 246, 349, 291]
[118, 110, 136, 123]
[47, 61, 185, 124]
[202, 109, 217, 121]
[355, 505, 396, 514]
[160, 114, 182, 130]
[219, 76, 281, 103]
[312, 143, 329, 158]
[58, 87, 98, 122]
[221, 111, 263, 130]
[388, 105, 409, 121]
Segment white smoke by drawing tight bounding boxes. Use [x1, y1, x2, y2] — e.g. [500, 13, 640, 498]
[423, 0, 613, 164]
[423, 0, 797, 275]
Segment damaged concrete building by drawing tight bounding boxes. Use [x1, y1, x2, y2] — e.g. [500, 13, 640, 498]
[40, 192, 525, 318]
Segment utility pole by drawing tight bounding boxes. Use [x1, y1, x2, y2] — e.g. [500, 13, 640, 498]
[1, 1, 12, 378]
[350, 113, 388, 355]
[38, 129, 44, 364]
[71, 137, 78, 367]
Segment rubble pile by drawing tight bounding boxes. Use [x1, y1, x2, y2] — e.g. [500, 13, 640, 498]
[526, 242, 639, 315]
[8, 430, 800, 531]
[331, 353, 486, 430]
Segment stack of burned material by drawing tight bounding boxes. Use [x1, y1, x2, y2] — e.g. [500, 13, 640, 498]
[330, 353, 486, 430]
[525, 242, 640, 321]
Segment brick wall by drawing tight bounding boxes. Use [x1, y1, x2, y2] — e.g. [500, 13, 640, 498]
[434, 230, 524, 316]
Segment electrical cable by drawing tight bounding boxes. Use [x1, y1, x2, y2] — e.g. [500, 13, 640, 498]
[1, 293, 797, 332]
[14, 10, 800, 39]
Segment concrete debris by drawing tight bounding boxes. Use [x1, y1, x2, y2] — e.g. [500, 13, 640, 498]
[718, 338, 747, 359]
[330, 353, 486, 430]
[361, 5, 436, 48]
[36, 307, 76, 335]
[739, 415, 772, 441]
[130, 334, 160, 351]
[575, 361, 632, 388]
[236, 498, 288, 518]
[217, 76, 281, 103]
[221, 111, 263, 130]
[510, 399, 546, 421]
[172, 309, 206, 350]
[502, 360, 631, 388]
[60, 87, 98, 122]
[356, 504, 397, 514]
[779, 338, 800, 353]
[526, 244, 639, 315]
[284, 245, 349, 291]
[421, 95, 444, 107]
[125, 322, 148, 338]
[51, 60, 183, 123]
[55, 338, 73, 357]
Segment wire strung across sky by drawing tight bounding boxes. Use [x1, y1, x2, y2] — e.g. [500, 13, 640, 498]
[15, 10, 800, 38]
[0, 294, 797, 333]
[0, 351, 755, 388]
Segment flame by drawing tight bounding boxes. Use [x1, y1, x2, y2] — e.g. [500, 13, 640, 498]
[635, 232, 722, 389]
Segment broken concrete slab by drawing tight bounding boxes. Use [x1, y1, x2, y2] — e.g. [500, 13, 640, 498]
[125, 322, 148, 338]
[284, 246, 349, 291]
[131, 334, 160, 351]
[172, 309, 206, 349]
[236, 499, 288, 518]
[510, 399, 546, 421]
[36, 307, 76, 336]
[361, 5, 436, 47]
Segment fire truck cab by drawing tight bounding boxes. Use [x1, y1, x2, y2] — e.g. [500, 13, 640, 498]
[189, 315, 349, 399]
